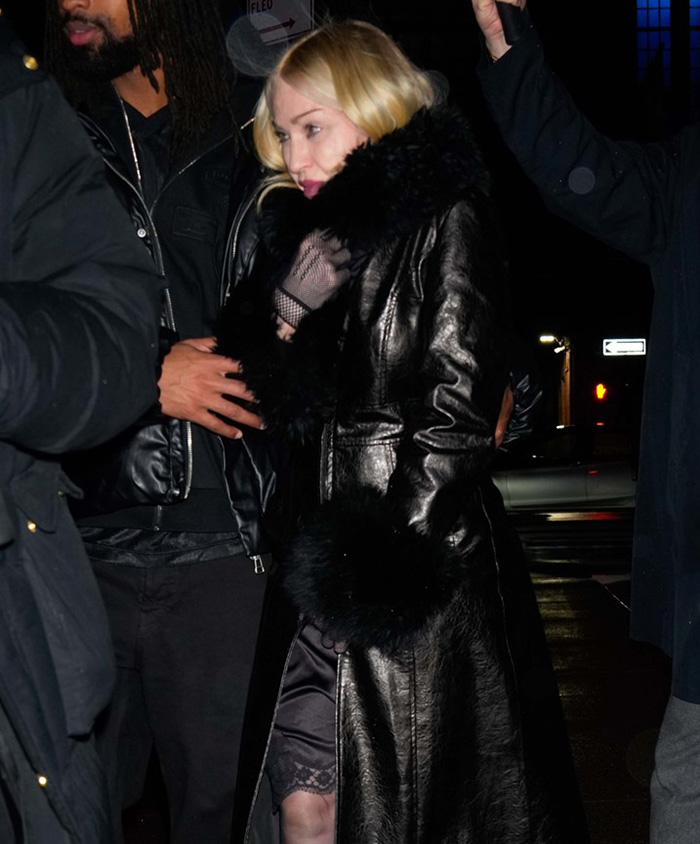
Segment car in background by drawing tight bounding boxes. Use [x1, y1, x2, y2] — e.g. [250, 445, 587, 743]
[490, 425, 637, 511]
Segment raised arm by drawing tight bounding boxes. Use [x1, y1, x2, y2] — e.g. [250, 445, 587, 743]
[472, 2, 679, 267]
[472, 0, 526, 60]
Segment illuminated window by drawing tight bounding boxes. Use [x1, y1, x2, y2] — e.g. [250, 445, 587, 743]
[637, 0, 672, 87]
[691, 0, 700, 89]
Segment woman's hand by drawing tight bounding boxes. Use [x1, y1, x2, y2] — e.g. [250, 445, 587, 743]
[273, 230, 351, 329]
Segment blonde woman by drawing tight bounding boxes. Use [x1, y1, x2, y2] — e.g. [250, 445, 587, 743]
[218, 20, 587, 844]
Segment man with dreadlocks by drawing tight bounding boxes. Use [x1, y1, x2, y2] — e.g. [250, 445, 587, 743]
[44, 0, 271, 841]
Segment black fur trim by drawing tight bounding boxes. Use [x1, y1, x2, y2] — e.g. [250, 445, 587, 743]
[257, 106, 490, 261]
[217, 279, 346, 443]
[282, 486, 467, 653]
[217, 106, 490, 442]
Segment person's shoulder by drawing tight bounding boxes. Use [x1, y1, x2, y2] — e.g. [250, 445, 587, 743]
[0, 15, 46, 99]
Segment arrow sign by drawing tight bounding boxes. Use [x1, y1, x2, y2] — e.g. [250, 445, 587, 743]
[603, 338, 647, 356]
[248, 1, 314, 45]
[259, 17, 296, 35]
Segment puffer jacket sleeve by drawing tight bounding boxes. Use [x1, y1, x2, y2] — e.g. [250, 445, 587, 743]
[283, 194, 512, 652]
[0, 56, 162, 454]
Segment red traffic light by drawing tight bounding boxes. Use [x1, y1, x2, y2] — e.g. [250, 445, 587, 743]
[594, 383, 608, 401]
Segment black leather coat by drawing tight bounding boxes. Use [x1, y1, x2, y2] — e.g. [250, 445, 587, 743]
[220, 107, 588, 843]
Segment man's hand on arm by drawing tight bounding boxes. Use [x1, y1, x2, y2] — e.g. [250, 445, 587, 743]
[158, 337, 264, 439]
[471, 0, 525, 60]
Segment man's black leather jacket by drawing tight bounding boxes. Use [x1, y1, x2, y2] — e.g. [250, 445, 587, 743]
[66, 94, 275, 554]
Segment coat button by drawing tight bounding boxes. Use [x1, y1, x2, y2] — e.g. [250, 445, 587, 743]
[26, 521, 37, 533]
[37, 775, 48, 787]
[23, 55, 39, 71]
[137, 227, 147, 238]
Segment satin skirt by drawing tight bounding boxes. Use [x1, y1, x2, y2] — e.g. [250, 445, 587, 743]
[266, 623, 338, 808]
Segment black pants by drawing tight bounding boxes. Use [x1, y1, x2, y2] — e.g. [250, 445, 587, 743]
[91, 554, 268, 844]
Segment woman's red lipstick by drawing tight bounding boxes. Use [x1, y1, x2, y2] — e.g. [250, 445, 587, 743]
[300, 181, 323, 199]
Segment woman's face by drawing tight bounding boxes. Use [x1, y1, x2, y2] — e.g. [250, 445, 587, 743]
[271, 77, 369, 199]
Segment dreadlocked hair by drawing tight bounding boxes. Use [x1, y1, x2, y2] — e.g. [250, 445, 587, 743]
[45, 0, 237, 160]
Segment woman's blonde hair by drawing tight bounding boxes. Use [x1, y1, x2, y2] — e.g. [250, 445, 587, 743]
[253, 20, 435, 194]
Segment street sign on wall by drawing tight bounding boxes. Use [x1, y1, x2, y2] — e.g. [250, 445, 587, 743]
[248, 0, 315, 45]
[603, 338, 647, 356]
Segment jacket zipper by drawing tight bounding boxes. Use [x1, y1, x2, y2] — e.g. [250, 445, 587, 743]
[216, 435, 264, 573]
[319, 420, 335, 504]
[220, 190, 259, 307]
[216, 185, 265, 572]
[82, 116, 196, 511]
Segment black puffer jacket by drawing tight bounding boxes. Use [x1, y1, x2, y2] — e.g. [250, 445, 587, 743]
[219, 107, 588, 843]
[0, 19, 161, 841]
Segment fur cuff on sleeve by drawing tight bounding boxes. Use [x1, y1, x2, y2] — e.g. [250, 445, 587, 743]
[216, 289, 343, 445]
[281, 486, 467, 653]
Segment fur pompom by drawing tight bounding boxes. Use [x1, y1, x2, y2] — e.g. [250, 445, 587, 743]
[282, 486, 467, 653]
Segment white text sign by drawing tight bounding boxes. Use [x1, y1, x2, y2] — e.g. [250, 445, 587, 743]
[603, 338, 647, 356]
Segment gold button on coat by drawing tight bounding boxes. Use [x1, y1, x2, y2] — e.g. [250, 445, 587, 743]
[37, 775, 48, 787]
[23, 55, 39, 71]
[26, 521, 37, 533]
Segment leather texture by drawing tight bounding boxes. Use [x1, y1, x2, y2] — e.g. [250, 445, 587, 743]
[67, 416, 188, 516]
[221, 107, 589, 843]
[64, 109, 275, 553]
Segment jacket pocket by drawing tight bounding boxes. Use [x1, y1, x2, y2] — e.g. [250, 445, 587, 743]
[63, 418, 189, 517]
[334, 410, 403, 493]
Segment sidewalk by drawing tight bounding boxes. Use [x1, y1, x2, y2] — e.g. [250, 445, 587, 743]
[534, 574, 671, 844]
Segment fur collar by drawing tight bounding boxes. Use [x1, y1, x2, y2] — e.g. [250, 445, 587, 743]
[216, 106, 491, 443]
[258, 106, 489, 260]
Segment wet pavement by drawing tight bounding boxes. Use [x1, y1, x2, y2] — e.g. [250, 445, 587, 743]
[125, 531, 670, 844]
[535, 572, 669, 844]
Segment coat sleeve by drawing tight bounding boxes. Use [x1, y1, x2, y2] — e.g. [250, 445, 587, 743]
[283, 197, 511, 652]
[386, 197, 509, 533]
[477, 26, 679, 268]
[0, 64, 162, 454]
